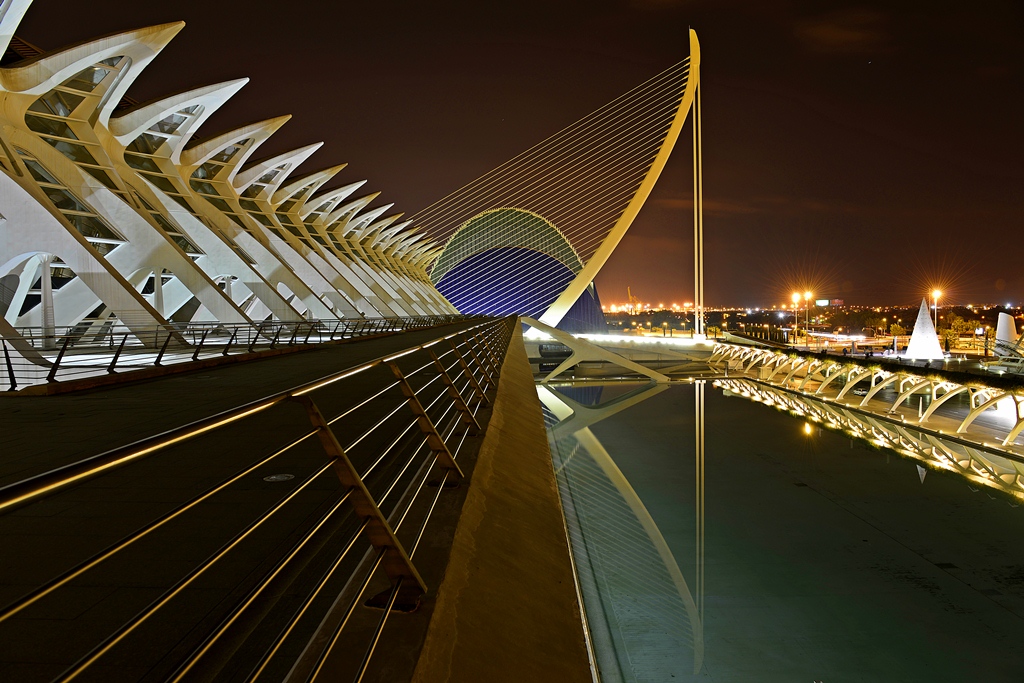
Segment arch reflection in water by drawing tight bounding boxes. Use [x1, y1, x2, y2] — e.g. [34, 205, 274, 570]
[538, 382, 704, 681]
[716, 377, 1024, 502]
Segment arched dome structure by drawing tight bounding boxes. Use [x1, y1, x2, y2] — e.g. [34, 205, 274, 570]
[417, 30, 702, 329]
[432, 208, 605, 332]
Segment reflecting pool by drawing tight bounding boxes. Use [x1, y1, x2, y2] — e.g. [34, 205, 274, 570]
[540, 381, 1024, 683]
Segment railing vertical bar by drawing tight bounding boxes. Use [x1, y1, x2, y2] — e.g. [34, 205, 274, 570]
[46, 336, 72, 383]
[107, 334, 128, 374]
[192, 329, 210, 362]
[153, 328, 174, 367]
[224, 328, 239, 356]
[249, 322, 265, 353]
[2, 341, 17, 391]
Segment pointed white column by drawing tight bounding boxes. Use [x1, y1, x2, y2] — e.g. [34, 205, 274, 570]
[904, 298, 944, 361]
[153, 268, 165, 317]
[39, 254, 55, 350]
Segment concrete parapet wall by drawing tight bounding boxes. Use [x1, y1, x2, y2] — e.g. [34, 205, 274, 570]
[412, 326, 591, 682]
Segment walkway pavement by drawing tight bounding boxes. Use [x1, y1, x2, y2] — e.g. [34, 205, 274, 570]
[0, 319, 513, 681]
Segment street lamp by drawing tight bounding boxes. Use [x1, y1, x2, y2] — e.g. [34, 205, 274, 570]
[932, 289, 941, 329]
[803, 291, 813, 350]
[791, 292, 800, 344]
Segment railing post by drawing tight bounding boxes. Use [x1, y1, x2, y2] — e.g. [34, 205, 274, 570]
[2, 341, 17, 391]
[107, 334, 128, 373]
[223, 328, 238, 356]
[462, 331, 497, 389]
[46, 335, 72, 383]
[269, 325, 283, 349]
[248, 322, 265, 353]
[287, 323, 300, 345]
[291, 394, 427, 606]
[153, 328, 174, 367]
[446, 338, 489, 406]
[330, 321, 341, 341]
[427, 349, 482, 434]
[477, 326, 505, 368]
[387, 361, 465, 478]
[192, 329, 210, 362]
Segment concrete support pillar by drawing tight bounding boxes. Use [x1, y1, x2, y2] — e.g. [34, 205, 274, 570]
[153, 269, 164, 317]
[39, 254, 55, 350]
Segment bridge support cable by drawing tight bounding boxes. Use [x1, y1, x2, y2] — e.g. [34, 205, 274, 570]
[415, 32, 703, 327]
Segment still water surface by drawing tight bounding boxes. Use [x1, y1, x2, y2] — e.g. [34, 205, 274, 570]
[541, 382, 1024, 683]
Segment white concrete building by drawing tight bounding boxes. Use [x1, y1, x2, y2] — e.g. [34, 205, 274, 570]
[0, 0, 455, 350]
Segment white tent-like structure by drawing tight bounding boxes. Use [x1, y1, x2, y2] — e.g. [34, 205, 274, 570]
[996, 312, 1017, 343]
[994, 312, 1023, 357]
[903, 298, 944, 361]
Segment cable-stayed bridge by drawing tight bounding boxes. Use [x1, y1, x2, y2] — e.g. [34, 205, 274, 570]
[417, 30, 705, 333]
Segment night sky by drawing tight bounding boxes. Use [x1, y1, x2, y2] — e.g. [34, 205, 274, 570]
[16, 0, 1023, 307]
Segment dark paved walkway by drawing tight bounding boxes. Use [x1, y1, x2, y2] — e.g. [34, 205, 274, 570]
[0, 318, 510, 682]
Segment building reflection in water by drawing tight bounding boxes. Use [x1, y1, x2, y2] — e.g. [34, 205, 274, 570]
[538, 381, 705, 681]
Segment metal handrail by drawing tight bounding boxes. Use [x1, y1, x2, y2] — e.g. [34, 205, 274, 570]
[0, 318, 502, 511]
[0, 314, 481, 391]
[0, 315, 516, 683]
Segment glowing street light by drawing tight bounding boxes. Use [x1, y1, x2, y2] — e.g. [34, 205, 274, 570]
[932, 289, 941, 329]
[791, 292, 801, 338]
[803, 291, 813, 350]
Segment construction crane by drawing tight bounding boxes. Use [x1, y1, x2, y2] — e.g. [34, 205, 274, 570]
[627, 287, 641, 315]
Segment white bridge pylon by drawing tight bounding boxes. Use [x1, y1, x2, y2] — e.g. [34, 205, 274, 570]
[417, 31, 705, 329]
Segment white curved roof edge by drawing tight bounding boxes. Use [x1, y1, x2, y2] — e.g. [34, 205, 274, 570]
[234, 142, 322, 197]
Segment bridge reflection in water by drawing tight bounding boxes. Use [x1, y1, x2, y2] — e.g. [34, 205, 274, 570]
[538, 382, 704, 681]
[538, 378, 1024, 682]
[716, 377, 1024, 503]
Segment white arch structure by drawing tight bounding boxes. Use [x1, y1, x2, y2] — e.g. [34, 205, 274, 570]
[710, 342, 1024, 448]
[416, 31, 704, 330]
[0, 0, 456, 350]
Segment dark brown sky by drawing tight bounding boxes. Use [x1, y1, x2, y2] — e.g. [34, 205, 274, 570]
[17, 0, 1024, 306]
